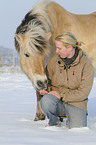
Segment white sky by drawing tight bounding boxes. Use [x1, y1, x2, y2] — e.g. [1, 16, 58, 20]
[0, 0, 96, 50]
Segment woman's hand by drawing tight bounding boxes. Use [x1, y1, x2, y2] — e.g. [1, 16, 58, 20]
[39, 90, 61, 100]
[48, 91, 60, 99]
[39, 89, 48, 96]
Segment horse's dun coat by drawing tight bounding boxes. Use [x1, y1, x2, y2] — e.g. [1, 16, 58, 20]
[15, 1, 96, 120]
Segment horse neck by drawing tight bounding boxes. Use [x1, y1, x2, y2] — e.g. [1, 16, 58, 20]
[44, 38, 56, 66]
[47, 2, 72, 40]
[44, 2, 72, 65]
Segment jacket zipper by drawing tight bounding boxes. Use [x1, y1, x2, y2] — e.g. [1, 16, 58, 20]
[66, 68, 69, 81]
[66, 68, 69, 89]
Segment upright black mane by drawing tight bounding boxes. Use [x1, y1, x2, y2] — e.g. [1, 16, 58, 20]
[16, 12, 43, 34]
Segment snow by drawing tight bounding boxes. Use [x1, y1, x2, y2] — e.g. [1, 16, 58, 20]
[0, 73, 96, 145]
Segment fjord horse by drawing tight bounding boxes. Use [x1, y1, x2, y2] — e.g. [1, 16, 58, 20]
[15, 1, 96, 121]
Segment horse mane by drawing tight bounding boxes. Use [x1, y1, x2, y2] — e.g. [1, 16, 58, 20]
[15, 0, 53, 55]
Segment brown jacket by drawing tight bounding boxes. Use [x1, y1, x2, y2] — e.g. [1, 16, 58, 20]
[47, 50, 94, 112]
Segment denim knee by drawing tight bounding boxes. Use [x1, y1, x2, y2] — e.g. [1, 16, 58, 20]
[40, 94, 52, 111]
[40, 94, 59, 114]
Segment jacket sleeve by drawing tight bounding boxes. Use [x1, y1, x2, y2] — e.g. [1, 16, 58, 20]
[61, 61, 94, 103]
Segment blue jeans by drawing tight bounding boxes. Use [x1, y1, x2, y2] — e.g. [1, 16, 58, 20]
[40, 94, 87, 129]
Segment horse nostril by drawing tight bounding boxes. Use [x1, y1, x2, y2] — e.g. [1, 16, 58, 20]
[37, 80, 44, 87]
[44, 80, 48, 84]
[37, 80, 48, 89]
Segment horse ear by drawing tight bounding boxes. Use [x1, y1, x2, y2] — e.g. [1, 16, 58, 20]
[15, 34, 23, 44]
[46, 32, 52, 40]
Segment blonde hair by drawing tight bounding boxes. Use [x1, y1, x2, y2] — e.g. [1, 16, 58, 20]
[55, 32, 84, 48]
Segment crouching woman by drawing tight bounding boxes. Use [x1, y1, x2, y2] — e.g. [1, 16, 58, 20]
[39, 32, 94, 129]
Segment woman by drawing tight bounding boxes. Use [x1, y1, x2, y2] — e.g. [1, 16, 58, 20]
[39, 32, 94, 129]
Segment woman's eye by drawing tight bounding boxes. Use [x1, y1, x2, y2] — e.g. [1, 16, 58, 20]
[24, 53, 30, 57]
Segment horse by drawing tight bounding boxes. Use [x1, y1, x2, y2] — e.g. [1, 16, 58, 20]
[15, 0, 96, 121]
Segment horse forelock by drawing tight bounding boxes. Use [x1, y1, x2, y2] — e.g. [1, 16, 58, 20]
[25, 30, 48, 55]
[15, 1, 53, 56]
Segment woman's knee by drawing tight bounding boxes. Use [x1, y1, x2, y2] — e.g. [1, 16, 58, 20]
[40, 94, 59, 111]
[40, 94, 51, 109]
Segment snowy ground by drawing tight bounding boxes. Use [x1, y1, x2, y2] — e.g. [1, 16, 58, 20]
[0, 73, 96, 145]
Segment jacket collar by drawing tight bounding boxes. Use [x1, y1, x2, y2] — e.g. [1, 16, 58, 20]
[56, 49, 84, 68]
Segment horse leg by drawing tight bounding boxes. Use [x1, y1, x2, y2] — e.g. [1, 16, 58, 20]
[34, 91, 46, 121]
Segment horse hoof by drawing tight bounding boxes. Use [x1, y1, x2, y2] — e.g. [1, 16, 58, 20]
[34, 113, 46, 121]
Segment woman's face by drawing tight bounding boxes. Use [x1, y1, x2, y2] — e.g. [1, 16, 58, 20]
[55, 41, 73, 58]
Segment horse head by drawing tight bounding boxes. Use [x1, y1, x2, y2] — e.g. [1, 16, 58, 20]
[15, 4, 55, 90]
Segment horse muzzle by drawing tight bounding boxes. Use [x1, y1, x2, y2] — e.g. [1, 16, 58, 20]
[36, 80, 48, 90]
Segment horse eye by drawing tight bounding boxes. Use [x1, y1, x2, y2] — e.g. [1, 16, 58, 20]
[24, 53, 30, 57]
